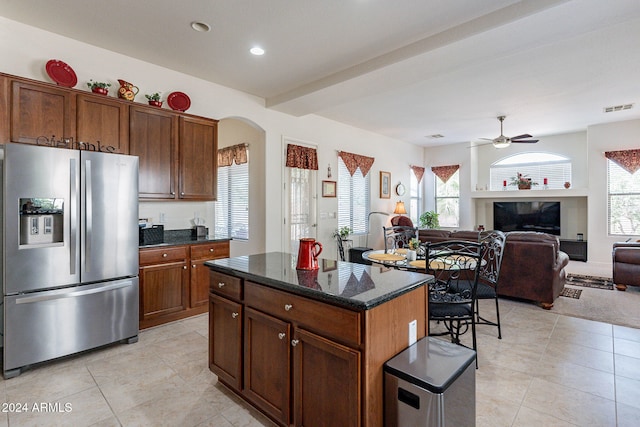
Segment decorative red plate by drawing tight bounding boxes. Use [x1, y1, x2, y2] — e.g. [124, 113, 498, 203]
[45, 59, 78, 87]
[167, 91, 191, 112]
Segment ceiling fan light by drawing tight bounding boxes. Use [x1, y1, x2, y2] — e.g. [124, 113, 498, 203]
[493, 137, 510, 148]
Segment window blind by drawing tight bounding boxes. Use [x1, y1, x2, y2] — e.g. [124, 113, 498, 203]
[215, 160, 249, 239]
[608, 160, 640, 236]
[338, 158, 370, 234]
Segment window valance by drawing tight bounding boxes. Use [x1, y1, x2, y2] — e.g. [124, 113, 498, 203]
[605, 149, 640, 174]
[431, 164, 459, 183]
[338, 151, 375, 177]
[411, 165, 425, 183]
[218, 143, 248, 167]
[286, 144, 318, 170]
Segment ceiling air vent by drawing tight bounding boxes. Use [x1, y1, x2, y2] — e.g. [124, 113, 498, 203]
[425, 134, 444, 139]
[603, 103, 634, 113]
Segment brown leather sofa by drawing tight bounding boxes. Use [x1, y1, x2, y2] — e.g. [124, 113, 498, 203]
[613, 242, 640, 291]
[419, 229, 569, 308]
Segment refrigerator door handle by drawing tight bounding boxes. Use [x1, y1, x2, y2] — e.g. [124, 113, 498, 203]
[85, 159, 92, 272]
[15, 281, 134, 304]
[70, 158, 77, 275]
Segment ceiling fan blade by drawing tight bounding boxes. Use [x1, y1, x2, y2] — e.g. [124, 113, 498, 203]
[510, 134, 532, 140]
[512, 139, 539, 143]
[479, 138, 494, 141]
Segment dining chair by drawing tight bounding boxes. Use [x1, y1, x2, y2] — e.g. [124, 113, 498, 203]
[424, 240, 484, 366]
[382, 225, 418, 252]
[447, 230, 506, 339]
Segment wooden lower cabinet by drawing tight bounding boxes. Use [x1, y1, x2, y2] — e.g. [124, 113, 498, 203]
[139, 241, 229, 329]
[209, 294, 243, 390]
[210, 274, 399, 427]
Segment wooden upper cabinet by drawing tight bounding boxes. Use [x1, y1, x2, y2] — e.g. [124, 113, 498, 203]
[0, 75, 9, 143]
[129, 105, 178, 199]
[10, 80, 76, 145]
[77, 94, 129, 154]
[179, 116, 218, 200]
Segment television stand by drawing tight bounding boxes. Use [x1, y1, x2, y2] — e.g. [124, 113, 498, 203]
[559, 239, 587, 262]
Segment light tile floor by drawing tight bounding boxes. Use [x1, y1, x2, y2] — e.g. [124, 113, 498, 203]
[1, 295, 639, 426]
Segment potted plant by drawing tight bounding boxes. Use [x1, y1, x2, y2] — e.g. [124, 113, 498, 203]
[509, 172, 538, 190]
[406, 237, 420, 261]
[145, 92, 162, 107]
[86, 80, 111, 95]
[333, 226, 351, 240]
[419, 211, 440, 229]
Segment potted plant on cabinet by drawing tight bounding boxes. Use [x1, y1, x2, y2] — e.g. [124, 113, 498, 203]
[86, 80, 111, 95]
[145, 92, 162, 107]
[419, 211, 440, 229]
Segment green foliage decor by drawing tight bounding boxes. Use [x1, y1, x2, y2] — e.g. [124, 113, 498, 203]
[419, 211, 439, 229]
[86, 80, 111, 90]
[145, 92, 161, 101]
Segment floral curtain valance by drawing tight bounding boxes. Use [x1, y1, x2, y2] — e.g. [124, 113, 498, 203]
[286, 144, 319, 170]
[218, 143, 248, 167]
[431, 164, 459, 183]
[338, 151, 375, 176]
[605, 149, 640, 174]
[411, 165, 425, 183]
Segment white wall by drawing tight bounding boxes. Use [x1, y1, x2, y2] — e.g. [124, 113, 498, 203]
[0, 17, 422, 255]
[587, 118, 640, 266]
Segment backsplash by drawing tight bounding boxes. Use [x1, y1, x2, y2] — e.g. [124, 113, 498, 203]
[138, 201, 215, 231]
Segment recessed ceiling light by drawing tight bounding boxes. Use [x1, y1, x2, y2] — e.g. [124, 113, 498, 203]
[190, 21, 211, 32]
[250, 46, 265, 56]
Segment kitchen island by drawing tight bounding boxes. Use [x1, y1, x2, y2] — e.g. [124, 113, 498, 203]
[206, 252, 433, 427]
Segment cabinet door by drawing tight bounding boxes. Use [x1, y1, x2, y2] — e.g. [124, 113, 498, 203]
[0, 75, 9, 143]
[244, 307, 291, 426]
[11, 80, 76, 144]
[130, 106, 178, 199]
[209, 294, 243, 390]
[139, 260, 189, 322]
[191, 259, 211, 308]
[292, 328, 361, 427]
[178, 116, 217, 200]
[77, 94, 129, 153]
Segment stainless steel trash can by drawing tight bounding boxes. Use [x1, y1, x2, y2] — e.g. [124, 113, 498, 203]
[384, 337, 476, 426]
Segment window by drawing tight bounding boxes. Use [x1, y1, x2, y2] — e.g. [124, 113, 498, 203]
[215, 157, 249, 240]
[608, 160, 640, 236]
[435, 170, 459, 227]
[409, 171, 421, 226]
[490, 152, 572, 190]
[338, 158, 370, 234]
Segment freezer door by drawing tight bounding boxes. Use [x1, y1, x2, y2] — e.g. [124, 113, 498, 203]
[3, 144, 80, 294]
[81, 150, 139, 283]
[3, 277, 139, 375]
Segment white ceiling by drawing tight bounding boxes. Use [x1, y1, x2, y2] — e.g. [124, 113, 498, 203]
[2, 0, 640, 147]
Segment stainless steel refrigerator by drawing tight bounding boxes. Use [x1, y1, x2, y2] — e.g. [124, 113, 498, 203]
[1, 143, 139, 379]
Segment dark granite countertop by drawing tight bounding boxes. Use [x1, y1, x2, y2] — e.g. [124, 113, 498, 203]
[139, 228, 231, 248]
[205, 252, 433, 311]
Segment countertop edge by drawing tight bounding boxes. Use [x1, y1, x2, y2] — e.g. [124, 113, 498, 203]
[206, 262, 432, 311]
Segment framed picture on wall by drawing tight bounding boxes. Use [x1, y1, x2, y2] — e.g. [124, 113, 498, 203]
[322, 180, 337, 197]
[380, 171, 391, 199]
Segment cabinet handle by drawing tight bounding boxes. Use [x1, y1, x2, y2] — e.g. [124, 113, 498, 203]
[170, 191, 175, 195]
[162, 253, 168, 257]
[284, 304, 293, 311]
[218, 282, 225, 288]
[192, 264, 196, 268]
[278, 333, 286, 340]
[183, 265, 187, 270]
[209, 248, 214, 252]
[181, 192, 185, 196]
[232, 312, 239, 319]
[291, 339, 299, 347]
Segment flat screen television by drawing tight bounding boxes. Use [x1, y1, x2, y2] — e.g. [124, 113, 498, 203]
[493, 201, 560, 235]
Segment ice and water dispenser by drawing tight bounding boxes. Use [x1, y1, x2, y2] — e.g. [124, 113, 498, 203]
[19, 198, 64, 246]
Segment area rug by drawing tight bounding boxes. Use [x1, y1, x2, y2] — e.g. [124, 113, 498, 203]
[566, 273, 613, 290]
[560, 287, 582, 299]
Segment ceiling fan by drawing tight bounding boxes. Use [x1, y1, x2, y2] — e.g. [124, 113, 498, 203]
[480, 116, 539, 148]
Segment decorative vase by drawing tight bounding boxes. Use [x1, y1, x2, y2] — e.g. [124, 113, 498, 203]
[406, 250, 417, 261]
[518, 182, 532, 190]
[148, 100, 163, 108]
[564, 181, 571, 189]
[91, 87, 108, 96]
[117, 79, 139, 101]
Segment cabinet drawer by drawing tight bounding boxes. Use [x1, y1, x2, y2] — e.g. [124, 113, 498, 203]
[245, 281, 361, 347]
[191, 242, 230, 261]
[210, 271, 242, 301]
[139, 246, 188, 265]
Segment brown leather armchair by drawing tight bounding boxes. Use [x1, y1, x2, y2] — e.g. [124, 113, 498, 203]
[613, 242, 640, 291]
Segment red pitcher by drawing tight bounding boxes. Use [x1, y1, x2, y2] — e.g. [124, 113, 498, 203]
[296, 238, 323, 270]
